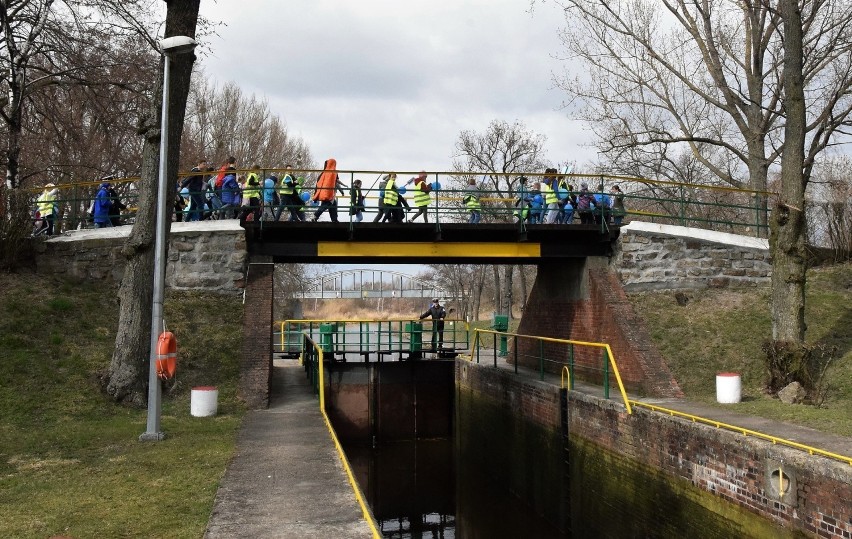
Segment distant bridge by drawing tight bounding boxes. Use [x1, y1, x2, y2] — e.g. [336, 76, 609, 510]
[301, 269, 451, 300]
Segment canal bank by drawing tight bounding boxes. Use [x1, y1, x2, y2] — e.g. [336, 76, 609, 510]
[457, 359, 852, 538]
[204, 359, 374, 538]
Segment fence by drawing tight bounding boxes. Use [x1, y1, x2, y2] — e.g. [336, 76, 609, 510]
[22, 169, 772, 237]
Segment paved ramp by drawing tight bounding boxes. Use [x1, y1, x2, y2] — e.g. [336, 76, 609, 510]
[205, 360, 374, 538]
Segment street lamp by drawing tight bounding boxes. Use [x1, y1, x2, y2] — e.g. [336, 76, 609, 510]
[140, 35, 196, 442]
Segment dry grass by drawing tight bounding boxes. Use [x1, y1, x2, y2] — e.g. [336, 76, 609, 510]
[629, 262, 852, 437]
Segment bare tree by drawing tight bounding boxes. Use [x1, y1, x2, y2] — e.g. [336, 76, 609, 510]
[451, 120, 549, 318]
[546, 0, 852, 347]
[549, 0, 852, 234]
[183, 78, 313, 169]
[106, 0, 201, 406]
[452, 119, 549, 222]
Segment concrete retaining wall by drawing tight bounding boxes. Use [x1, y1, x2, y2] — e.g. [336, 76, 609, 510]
[457, 360, 852, 538]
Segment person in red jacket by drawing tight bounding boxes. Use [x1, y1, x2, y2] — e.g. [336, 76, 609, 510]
[311, 158, 346, 222]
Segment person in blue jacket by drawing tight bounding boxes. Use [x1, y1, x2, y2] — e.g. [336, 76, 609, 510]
[219, 165, 240, 219]
[93, 181, 113, 228]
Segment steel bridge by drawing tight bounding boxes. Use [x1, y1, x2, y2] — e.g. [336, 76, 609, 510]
[301, 269, 450, 300]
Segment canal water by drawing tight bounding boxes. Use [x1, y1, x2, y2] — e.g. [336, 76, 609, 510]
[344, 439, 567, 538]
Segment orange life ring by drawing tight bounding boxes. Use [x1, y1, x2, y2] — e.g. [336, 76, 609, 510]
[156, 331, 177, 381]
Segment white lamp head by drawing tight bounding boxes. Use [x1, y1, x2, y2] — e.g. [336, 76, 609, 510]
[160, 36, 196, 56]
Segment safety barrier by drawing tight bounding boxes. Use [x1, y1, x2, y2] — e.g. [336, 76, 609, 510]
[298, 333, 382, 538]
[23, 169, 771, 237]
[277, 318, 470, 361]
[469, 328, 632, 413]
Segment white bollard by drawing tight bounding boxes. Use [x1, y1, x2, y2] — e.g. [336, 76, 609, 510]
[191, 386, 219, 417]
[716, 372, 742, 404]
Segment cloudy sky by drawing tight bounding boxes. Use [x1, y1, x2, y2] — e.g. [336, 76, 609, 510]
[195, 0, 594, 174]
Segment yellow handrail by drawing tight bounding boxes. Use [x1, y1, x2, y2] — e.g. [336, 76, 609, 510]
[303, 336, 382, 538]
[473, 328, 632, 414]
[561, 366, 571, 389]
[629, 400, 852, 467]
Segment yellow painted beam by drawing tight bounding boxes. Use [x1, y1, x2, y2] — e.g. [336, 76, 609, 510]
[317, 242, 541, 258]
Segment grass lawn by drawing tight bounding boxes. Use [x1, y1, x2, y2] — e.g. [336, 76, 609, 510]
[629, 262, 852, 437]
[0, 273, 244, 539]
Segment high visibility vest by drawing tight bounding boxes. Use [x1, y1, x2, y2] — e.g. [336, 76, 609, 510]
[278, 174, 295, 195]
[383, 177, 399, 205]
[541, 181, 558, 205]
[413, 182, 431, 207]
[38, 191, 56, 216]
[464, 189, 481, 210]
[244, 173, 261, 198]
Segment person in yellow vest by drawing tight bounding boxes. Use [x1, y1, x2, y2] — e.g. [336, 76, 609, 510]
[407, 171, 432, 223]
[462, 177, 481, 224]
[36, 183, 59, 236]
[382, 173, 404, 223]
[541, 168, 560, 223]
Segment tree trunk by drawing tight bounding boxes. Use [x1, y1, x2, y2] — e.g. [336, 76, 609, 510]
[770, 0, 807, 344]
[105, 0, 201, 406]
[502, 265, 514, 318]
[492, 265, 501, 315]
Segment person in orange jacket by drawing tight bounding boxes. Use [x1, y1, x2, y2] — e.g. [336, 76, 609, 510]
[311, 158, 346, 222]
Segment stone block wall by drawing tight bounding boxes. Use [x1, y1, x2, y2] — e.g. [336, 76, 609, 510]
[34, 221, 246, 295]
[616, 221, 771, 291]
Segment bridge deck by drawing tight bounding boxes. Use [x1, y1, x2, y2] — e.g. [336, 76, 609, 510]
[244, 221, 619, 263]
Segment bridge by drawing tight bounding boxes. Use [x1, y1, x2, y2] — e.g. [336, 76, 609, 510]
[301, 269, 450, 300]
[245, 221, 619, 263]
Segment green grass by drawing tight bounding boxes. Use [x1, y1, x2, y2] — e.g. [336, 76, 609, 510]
[0, 273, 244, 539]
[629, 262, 852, 437]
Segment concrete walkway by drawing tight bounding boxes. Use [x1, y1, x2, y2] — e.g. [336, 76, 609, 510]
[204, 359, 374, 539]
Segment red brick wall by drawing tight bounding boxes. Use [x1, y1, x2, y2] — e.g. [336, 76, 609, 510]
[459, 360, 852, 538]
[238, 260, 274, 408]
[516, 260, 682, 398]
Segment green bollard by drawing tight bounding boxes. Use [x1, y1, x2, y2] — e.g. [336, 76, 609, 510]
[492, 314, 509, 357]
[405, 322, 423, 360]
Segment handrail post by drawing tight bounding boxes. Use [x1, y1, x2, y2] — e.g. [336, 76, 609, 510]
[539, 339, 544, 381]
[493, 332, 497, 367]
[569, 343, 575, 390]
[603, 347, 610, 400]
[513, 335, 518, 374]
[474, 330, 480, 364]
[679, 183, 686, 226]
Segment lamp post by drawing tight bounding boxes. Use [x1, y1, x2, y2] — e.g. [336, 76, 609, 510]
[140, 35, 196, 442]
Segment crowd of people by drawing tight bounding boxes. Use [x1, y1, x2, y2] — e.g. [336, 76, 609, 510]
[32, 159, 628, 235]
[509, 169, 627, 226]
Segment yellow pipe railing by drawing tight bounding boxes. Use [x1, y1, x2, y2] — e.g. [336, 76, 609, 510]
[561, 366, 571, 389]
[303, 335, 382, 538]
[472, 328, 632, 414]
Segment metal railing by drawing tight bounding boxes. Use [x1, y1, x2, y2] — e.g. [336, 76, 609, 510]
[628, 400, 852, 467]
[278, 318, 470, 361]
[298, 332, 382, 539]
[22, 169, 772, 237]
[468, 328, 632, 413]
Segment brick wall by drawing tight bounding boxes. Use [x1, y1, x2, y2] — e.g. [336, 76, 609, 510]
[517, 259, 682, 398]
[459, 360, 852, 538]
[238, 259, 273, 408]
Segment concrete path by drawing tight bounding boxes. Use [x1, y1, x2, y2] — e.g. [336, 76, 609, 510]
[204, 359, 374, 539]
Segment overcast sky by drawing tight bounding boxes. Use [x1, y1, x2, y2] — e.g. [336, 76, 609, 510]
[195, 0, 593, 174]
